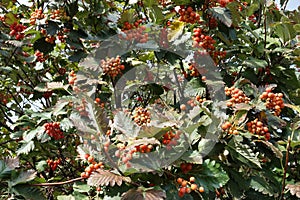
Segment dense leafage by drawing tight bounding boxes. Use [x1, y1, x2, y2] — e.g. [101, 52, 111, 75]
[0, 0, 299, 199]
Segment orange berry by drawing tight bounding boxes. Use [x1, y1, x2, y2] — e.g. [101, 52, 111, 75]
[181, 180, 188, 187]
[177, 178, 183, 184]
[189, 176, 196, 183]
[190, 183, 198, 191]
[199, 186, 205, 193]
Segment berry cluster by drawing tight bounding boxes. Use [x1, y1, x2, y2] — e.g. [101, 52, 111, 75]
[193, 28, 216, 51]
[208, 17, 218, 29]
[45, 35, 56, 44]
[43, 122, 64, 140]
[135, 144, 154, 153]
[50, 9, 66, 20]
[68, 70, 77, 85]
[100, 56, 125, 78]
[95, 97, 105, 108]
[58, 67, 66, 75]
[115, 143, 136, 168]
[162, 130, 181, 150]
[218, 0, 233, 7]
[131, 107, 151, 126]
[30, 9, 45, 25]
[57, 31, 67, 42]
[9, 22, 27, 40]
[259, 88, 284, 116]
[0, 93, 10, 105]
[35, 50, 48, 62]
[225, 87, 251, 107]
[246, 118, 270, 140]
[81, 154, 104, 179]
[180, 162, 193, 174]
[187, 63, 200, 77]
[120, 20, 148, 43]
[177, 177, 204, 197]
[47, 158, 61, 171]
[221, 121, 238, 135]
[178, 6, 200, 24]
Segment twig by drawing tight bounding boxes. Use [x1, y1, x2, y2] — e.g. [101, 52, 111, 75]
[280, 137, 290, 199]
[30, 177, 84, 186]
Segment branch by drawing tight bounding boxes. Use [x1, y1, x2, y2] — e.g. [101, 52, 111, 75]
[30, 177, 84, 186]
[280, 136, 291, 200]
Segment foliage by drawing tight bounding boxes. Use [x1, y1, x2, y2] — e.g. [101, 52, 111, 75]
[0, 0, 300, 199]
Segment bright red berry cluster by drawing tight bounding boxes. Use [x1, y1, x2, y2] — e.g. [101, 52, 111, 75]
[180, 162, 193, 174]
[208, 17, 218, 29]
[131, 107, 151, 126]
[47, 158, 61, 171]
[177, 177, 204, 197]
[9, 22, 27, 40]
[246, 118, 270, 140]
[135, 144, 154, 153]
[35, 50, 48, 62]
[218, 0, 233, 7]
[30, 9, 45, 25]
[43, 122, 64, 140]
[120, 20, 148, 43]
[193, 28, 216, 50]
[225, 87, 251, 107]
[259, 88, 284, 116]
[100, 56, 125, 78]
[162, 130, 181, 150]
[81, 154, 104, 179]
[178, 6, 200, 24]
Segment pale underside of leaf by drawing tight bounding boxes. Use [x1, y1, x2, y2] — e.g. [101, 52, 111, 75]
[87, 169, 131, 187]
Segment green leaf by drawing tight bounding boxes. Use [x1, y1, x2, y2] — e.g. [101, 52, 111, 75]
[4, 12, 18, 25]
[198, 139, 217, 157]
[45, 20, 60, 35]
[73, 182, 90, 193]
[36, 160, 47, 172]
[113, 111, 140, 139]
[250, 176, 278, 196]
[149, 6, 164, 23]
[184, 79, 206, 97]
[273, 22, 296, 43]
[226, 138, 262, 168]
[181, 150, 202, 164]
[11, 169, 36, 186]
[209, 7, 232, 27]
[17, 141, 35, 155]
[60, 118, 74, 131]
[12, 184, 46, 200]
[0, 158, 19, 179]
[121, 187, 166, 200]
[167, 20, 185, 42]
[23, 126, 44, 142]
[243, 57, 268, 69]
[57, 195, 75, 200]
[33, 37, 55, 54]
[196, 159, 229, 192]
